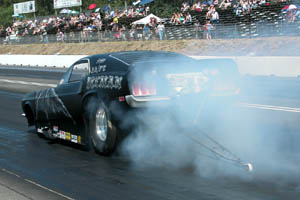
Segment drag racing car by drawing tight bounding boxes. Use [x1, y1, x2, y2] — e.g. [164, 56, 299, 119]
[22, 51, 247, 168]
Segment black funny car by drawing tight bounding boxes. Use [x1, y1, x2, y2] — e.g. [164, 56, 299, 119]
[22, 51, 240, 155]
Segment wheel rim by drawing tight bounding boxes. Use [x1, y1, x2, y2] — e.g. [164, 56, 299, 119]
[95, 108, 107, 142]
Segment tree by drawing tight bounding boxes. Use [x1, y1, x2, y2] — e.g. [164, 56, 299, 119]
[0, 0, 182, 27]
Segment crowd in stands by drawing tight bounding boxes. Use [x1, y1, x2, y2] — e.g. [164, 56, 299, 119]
[0, 5, 153, 44]
[178, 0, 270, 19]
[167, 0, 272, 29]
[170, 12, 193, 25]
[0, 0, 297, 44]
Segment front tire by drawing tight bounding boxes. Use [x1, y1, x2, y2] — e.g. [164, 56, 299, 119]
[84, 98, 117, 155]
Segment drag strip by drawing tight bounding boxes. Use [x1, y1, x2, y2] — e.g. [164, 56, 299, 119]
[1, 88, 300, 200]
[1, 65, 300, 199]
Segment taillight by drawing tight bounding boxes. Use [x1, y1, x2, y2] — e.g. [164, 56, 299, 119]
[132, 82, 157, 96]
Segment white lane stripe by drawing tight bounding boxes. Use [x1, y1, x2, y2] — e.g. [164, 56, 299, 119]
[2, 168, 21, 178]
[240, 103, 300, 111]
[25, 179, 75, 200]
[1, 168, 74, 200]
[240, 103, 300, 113]
[0, 79, 56, 87]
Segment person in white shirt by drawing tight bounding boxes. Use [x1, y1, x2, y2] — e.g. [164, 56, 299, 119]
[157, 22, 165, 40]
[211, 9, 219, 23]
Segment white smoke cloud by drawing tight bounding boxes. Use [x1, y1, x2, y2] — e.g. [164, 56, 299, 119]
[115, 42, 300, 183]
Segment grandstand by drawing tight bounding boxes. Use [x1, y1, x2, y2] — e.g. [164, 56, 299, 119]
[0, 0, 299, 44]
[164, 1, 300, 40]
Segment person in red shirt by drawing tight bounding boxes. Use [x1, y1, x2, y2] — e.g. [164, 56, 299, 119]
[203, 20, 214, 40]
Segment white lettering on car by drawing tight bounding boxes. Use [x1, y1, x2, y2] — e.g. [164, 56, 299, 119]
[96, 58, 106, 64]
[86, 75, 123, 90]
[91, 65, 107, 74]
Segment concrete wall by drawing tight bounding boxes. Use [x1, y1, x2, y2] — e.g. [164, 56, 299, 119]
[192, 56, 300, 77]
[0, 54, 299, 77]
[0, 55, 87, 68]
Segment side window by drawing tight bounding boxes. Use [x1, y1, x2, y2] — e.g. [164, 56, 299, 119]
[58, 66, 72, 85]
[68, 60, 89, 82]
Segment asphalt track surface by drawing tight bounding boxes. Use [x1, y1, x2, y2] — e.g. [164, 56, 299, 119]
[1, 65, 300, 200]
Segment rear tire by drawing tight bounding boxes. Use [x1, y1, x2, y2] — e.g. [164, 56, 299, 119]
[84, 97, 117, 155]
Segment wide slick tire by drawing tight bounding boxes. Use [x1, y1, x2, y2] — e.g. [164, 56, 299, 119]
[84, 97, 117, 155]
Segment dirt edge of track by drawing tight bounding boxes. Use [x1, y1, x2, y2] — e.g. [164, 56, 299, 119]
[0, 36, 299, 56]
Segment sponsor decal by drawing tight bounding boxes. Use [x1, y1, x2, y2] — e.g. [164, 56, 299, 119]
[59, 131, 66, 140]
[71, 135, 78, 143]
[14, 1, 35, 15]
[65, 132, 71, 141]
[54, 0, 82, 9]
[49, 128, 82, 144]
[53, 126, 59, 132]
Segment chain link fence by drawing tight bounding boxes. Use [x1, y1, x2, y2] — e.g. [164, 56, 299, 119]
[1, 20, 300, 45]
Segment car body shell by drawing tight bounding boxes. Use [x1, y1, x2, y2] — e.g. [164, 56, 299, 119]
[22, 51, 240, 146]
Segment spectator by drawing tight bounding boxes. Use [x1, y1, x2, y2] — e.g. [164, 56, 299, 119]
[146, 6, 150, 15]
[112, 22, 119, 40]
[129, 27, 135, 40]
[234, 2, 243, 15]
[82, 25, 89, 42]
[208, 0, 214, 6]
[219, 0, 231, 9]
[192, 1, 202, 12]
[143, 24, 150, 40]
[211, 9, 219, 23]
[213, 0, 219, 6]
[203, 20, 214, 40]
[6, 26, 12, 36]
[157, 21, 165, 40]
[194, 20, 202, 39]
[287, 9, 298, 23]
[149, 17, 157, 28]
[206, 5, 214, 20]
[56, 29, 64, 42]
[136, 25, 143, 40]
[120, 25, 127, 40]
[181, 1, 190, 12]
[185, 12, 192, 23]
[113, 16, 119, 24]
[170, 13, 177, 24]
[42, 29, 48, 43]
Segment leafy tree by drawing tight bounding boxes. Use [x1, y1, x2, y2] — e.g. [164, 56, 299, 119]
[0, 0, 182, 27]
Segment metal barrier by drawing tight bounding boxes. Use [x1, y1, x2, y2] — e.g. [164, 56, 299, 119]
[1, 20, 300, 45]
